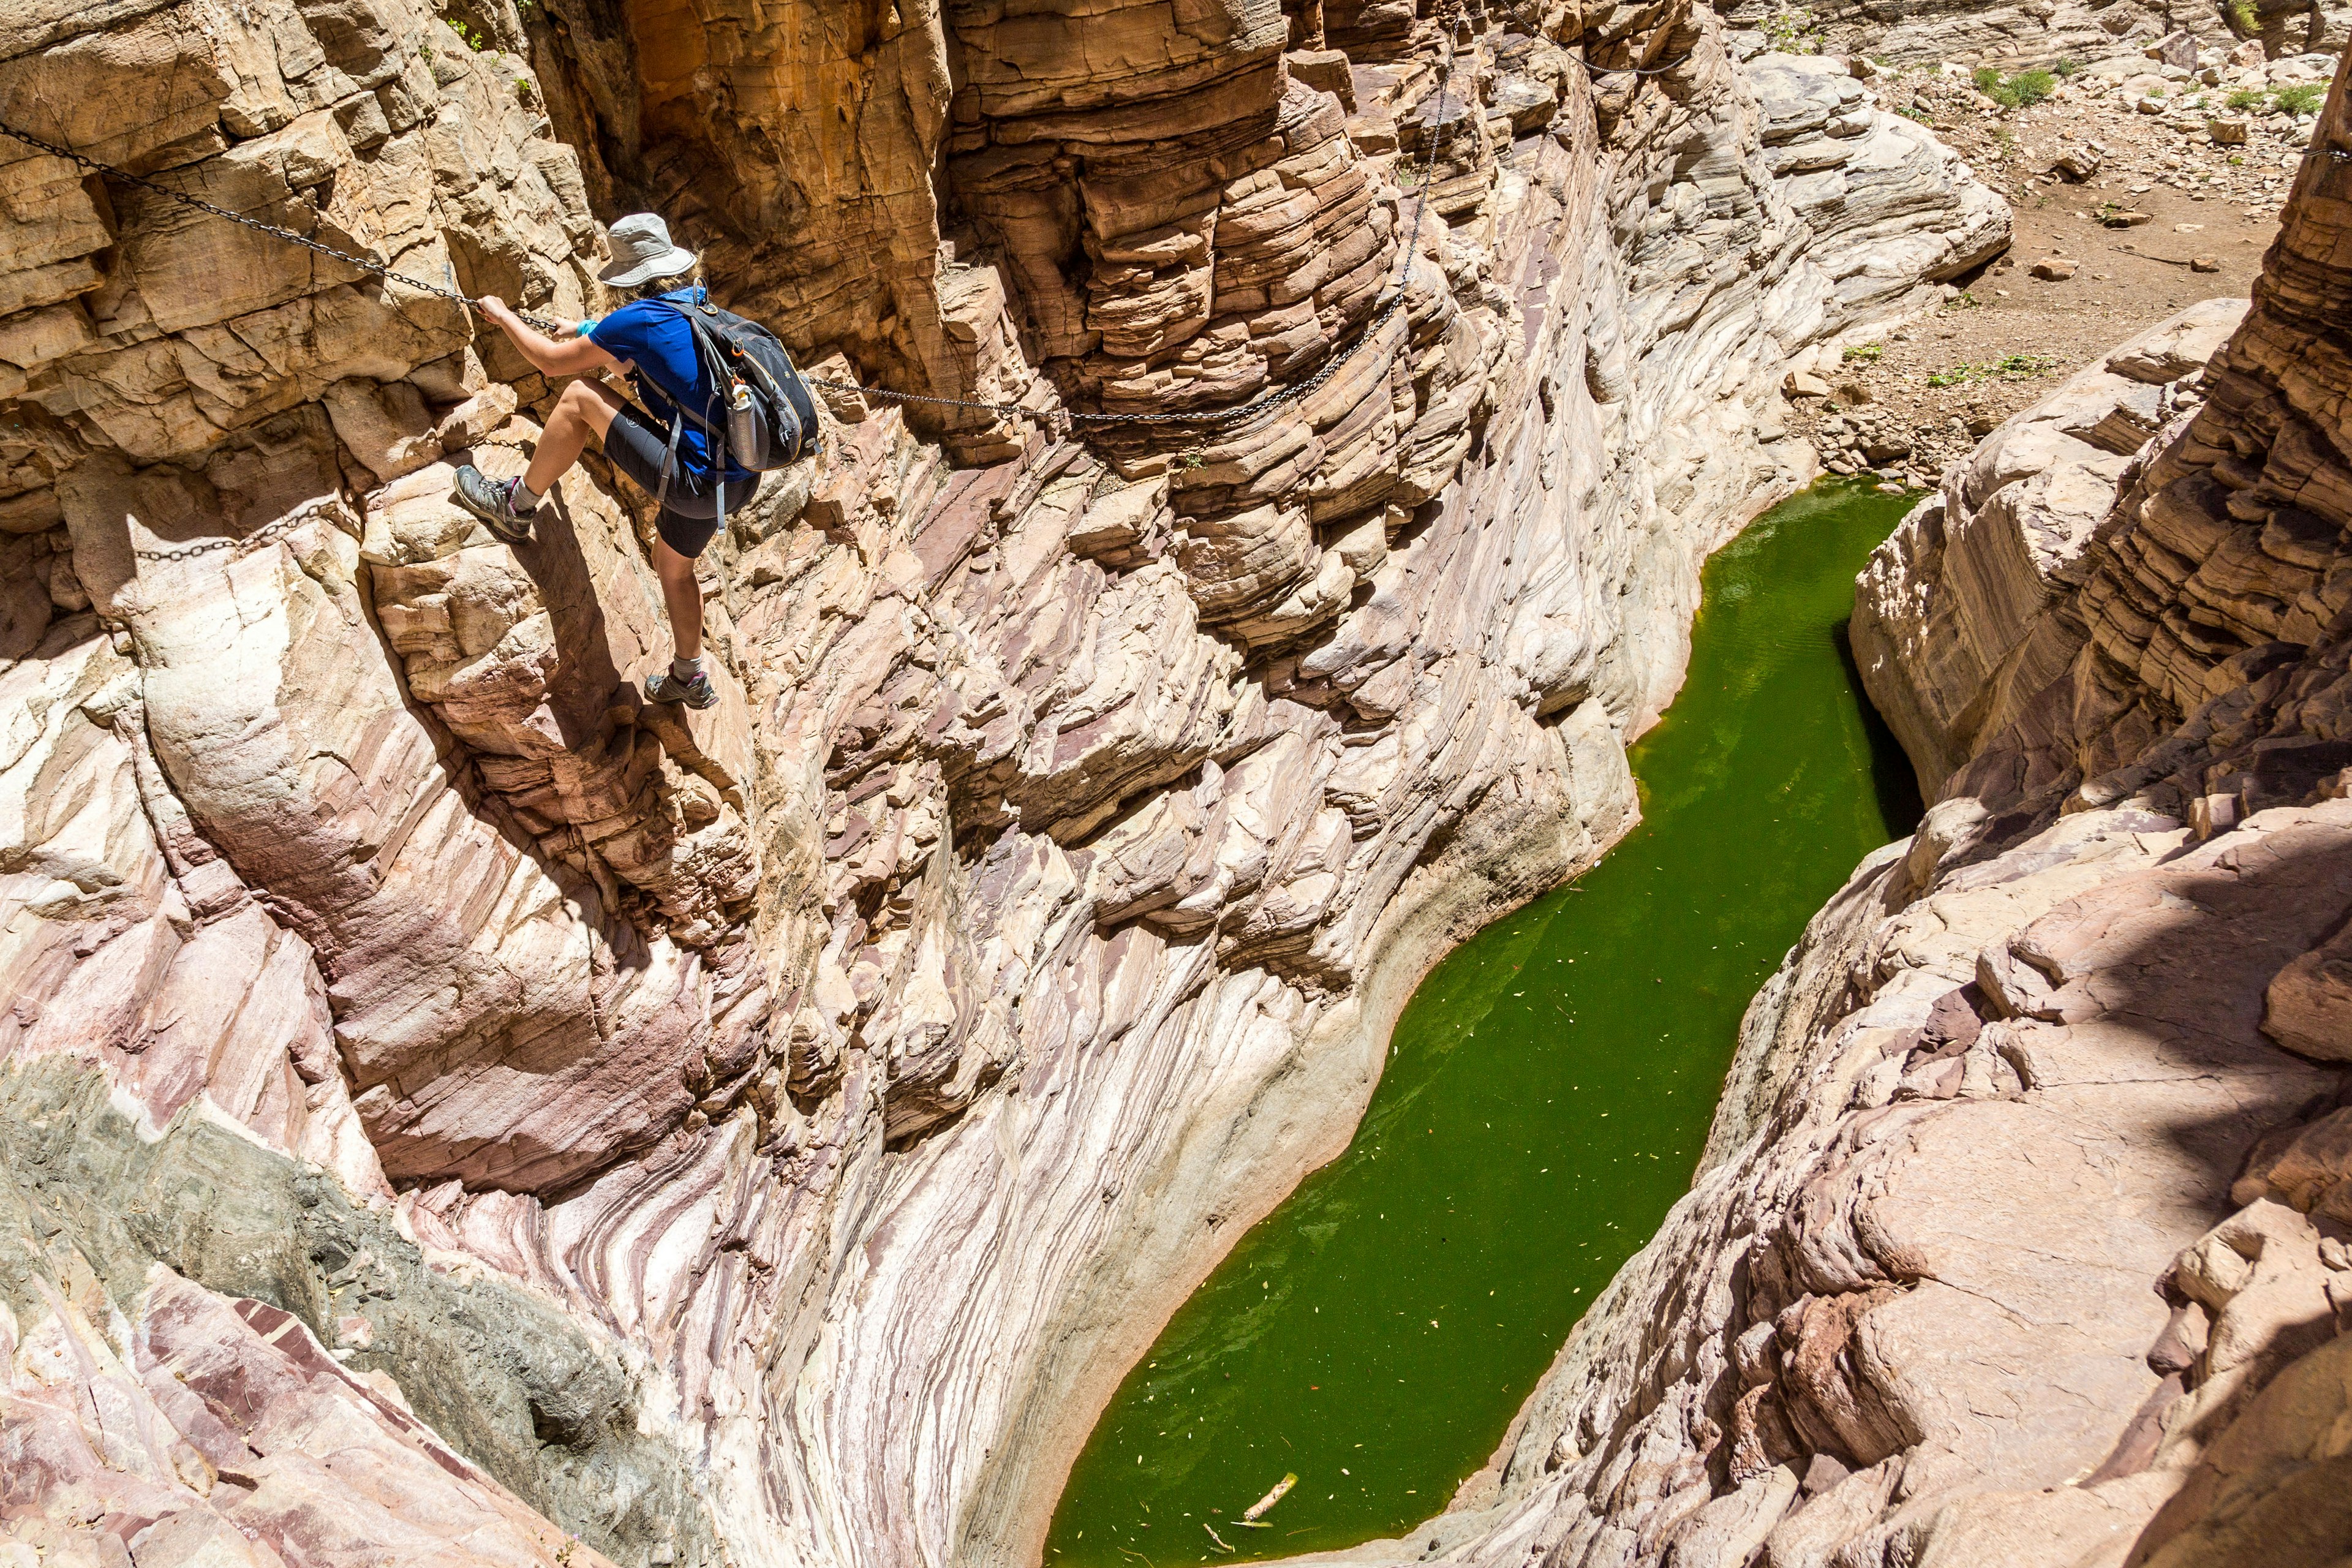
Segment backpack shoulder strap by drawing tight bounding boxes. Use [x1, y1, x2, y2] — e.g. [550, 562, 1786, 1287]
[626, 295, 714, 407]
[625, 301, 731, 445]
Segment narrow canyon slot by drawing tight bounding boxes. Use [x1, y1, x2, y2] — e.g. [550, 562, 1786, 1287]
[1047, 482, 1923, 1564]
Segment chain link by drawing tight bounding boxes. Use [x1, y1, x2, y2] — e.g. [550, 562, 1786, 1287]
[134, 497, 343, 561]
[1584, 54, 1694, 76]
[810, 295, 1408, 435]
[0, 119, 570, 335]
[129, 442, 543, 563]
[3, 19, 1480, 442]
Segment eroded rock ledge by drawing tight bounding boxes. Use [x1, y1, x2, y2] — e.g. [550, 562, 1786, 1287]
[1338, 49, 2352, 1568]
[0, 0, 2003, 1562]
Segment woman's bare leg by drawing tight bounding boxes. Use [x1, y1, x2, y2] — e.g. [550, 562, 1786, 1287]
[525, 378, 625, 496]
[525, 377, 703, 671]
[654, 537, 703, 663]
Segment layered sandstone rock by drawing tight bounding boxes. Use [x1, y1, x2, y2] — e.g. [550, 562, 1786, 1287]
[1851, 297, 2250, 793]
[1324, 47, 2352, 1568]
[1, 0, 2006, 1562]
[0, 1063, 718, 1568]
[1365, 790, 2352, 1568]
[1713, 0, 2283, 69]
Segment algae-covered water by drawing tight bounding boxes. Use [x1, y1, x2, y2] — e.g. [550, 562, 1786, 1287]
[1043, 481, 1924, 1566]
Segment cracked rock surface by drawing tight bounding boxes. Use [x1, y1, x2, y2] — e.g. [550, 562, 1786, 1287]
[1311, 47, 2352, 1568]
[0, 0, 2007, 1563]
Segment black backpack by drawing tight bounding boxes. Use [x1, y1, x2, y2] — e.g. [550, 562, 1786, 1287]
[635, 296, 822, 533]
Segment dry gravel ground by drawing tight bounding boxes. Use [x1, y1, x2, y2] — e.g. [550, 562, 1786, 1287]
[1783, 43, 2339, 488]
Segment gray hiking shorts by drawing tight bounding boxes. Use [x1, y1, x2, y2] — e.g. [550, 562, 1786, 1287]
[602, 399, 759, 559]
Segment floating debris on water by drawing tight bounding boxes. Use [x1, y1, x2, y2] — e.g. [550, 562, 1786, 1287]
[1237, 1474, 1297, 1526]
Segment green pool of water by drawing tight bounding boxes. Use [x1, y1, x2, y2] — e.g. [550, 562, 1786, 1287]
[1042, 481, 1923, 1567]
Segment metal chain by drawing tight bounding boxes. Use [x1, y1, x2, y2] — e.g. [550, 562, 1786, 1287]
[802, 377, 1062, 422]
[129, 440, 545, 562]
[3, 22, 1473, 440]
[0, 119, 569, 335]
[1584, 55, 1694, 77]
[133, 496, 343, 561]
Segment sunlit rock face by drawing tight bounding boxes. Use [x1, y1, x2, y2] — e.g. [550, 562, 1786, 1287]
[0, 0, 2005, 1562]
[1713, 0, 2263, 69]
[1344, 53, 2352, 1568]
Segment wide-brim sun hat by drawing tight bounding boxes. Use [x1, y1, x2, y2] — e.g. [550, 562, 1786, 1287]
[598, 213, 699, 288]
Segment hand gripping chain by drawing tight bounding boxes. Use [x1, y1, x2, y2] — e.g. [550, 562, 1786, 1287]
[0, 119, 573, 336]
[1, 2, 1694, 448]
[0, 107, 1451, 434]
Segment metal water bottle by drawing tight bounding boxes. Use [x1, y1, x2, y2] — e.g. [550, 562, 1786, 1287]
[726, 377, 761, 466]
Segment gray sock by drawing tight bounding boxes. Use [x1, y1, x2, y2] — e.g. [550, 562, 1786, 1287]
[509, 480, 542, 516]
[671, 654, 704, 683]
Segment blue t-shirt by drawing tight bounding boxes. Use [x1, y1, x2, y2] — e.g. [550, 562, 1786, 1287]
[587, 287, 750, 483]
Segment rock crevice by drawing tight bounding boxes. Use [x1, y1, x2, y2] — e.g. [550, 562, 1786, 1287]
[1, 1, 2007, 1564]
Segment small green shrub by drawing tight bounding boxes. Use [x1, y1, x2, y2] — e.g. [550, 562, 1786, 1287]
[2275, 82, 2327, 115]
[1974, 66, 2057, 109]
[1926, 354, 2055, 388]
[445, 15, 489, 48]
[1898, 104, 1934, 124]
[2051, 57, 2081, 77]
[1762, 5, 1824, 52]
[2227, 86, 2268, 110]
[2227, 0, 2260, 35]
[1842, 342, 1884, 363]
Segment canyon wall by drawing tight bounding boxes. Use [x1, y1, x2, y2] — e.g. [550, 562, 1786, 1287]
[1709, 0, 2292, 69]
[1335, 43, 2352, 1568]
[0, 0, 2005, 1564]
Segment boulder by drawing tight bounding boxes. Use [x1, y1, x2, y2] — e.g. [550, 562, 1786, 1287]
[2049, 146, 2103, 179]
[1286, 47, 1357, 110]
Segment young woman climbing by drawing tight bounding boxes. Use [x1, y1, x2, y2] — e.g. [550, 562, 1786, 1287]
[449, 213, 759, 710]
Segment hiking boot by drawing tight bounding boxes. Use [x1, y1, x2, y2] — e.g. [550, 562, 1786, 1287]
[450, 464, 534, 545]
[645, 668, 718, 710]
